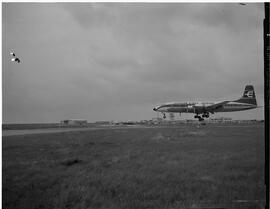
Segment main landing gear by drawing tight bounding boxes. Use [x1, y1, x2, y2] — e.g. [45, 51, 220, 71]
[194, 115, 204, 121]
[194, 113, 209, 121]
[202, 113, 209, 118]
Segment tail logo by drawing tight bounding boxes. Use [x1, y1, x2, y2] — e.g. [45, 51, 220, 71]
[244, 90, 254, 98]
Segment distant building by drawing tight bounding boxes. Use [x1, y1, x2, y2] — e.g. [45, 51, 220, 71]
[60, 119, 87, 126]
[95, 121, 111, 125]
[151, 118, 163, 124]
[210, 117, 232, 123]
[122, 121, 137, 125]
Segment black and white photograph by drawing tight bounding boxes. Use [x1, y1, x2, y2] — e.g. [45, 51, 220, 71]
[2, 2, 268, 209]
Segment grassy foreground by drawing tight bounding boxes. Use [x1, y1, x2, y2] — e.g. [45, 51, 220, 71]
[3, 125, 265, 209]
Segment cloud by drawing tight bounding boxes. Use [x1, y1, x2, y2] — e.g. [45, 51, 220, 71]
[2, 3, 264, 122]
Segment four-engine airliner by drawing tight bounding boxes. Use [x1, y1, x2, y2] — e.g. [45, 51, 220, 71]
[153, 85, 258, 121]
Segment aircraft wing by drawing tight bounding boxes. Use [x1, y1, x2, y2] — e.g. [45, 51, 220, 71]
[205, 101, 229, 112]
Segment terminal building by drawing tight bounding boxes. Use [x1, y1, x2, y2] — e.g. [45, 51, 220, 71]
[60, 119, 88, 126]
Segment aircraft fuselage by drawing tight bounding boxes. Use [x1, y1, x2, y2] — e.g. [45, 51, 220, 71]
[153, 101, 257, 115]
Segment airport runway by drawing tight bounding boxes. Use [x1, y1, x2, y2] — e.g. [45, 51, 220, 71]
[2, 124, 263, 136]
[2, 128, 98, 136]
[2, 126, 149, 136]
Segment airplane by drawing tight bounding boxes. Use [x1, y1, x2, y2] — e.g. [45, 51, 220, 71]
[153, 85, 258, 121]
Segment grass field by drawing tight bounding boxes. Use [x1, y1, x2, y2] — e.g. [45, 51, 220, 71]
[3, 124, 265, 209]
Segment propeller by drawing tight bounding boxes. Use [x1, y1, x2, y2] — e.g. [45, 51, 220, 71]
[154, 102, 161, 119]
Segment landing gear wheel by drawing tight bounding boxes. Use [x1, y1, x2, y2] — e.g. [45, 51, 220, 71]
[163, 113, 166, 119]
[198, 117, 204, 121]
[202, 113, 209, 118]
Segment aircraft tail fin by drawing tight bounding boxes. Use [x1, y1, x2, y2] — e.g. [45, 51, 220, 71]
[234, 85, 257, 105]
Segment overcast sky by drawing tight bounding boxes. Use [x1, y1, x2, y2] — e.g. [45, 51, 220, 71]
[2, 3, 264, 123]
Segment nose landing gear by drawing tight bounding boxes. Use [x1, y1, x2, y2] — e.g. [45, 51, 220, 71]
[163, 113, 166, 119]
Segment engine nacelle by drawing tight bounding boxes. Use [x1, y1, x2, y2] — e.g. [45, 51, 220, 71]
[186, 105, 195, 113]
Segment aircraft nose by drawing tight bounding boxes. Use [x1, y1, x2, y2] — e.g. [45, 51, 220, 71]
[153, 107, 157, 111]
